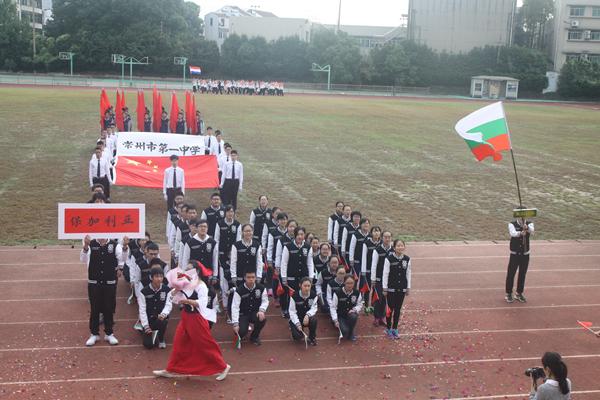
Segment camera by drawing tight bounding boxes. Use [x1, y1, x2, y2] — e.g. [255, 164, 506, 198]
[525, 366, 546, 380]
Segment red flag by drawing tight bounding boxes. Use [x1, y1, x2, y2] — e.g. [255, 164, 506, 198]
[100, 89, 110, 128]
[185, 91, 192, 134]
[158, 92, 163, 131]
[359, 277, 369, 294]
[136, 90, 145, 131]
[577, 321, 593, 330]
[263, 260, 268, 273]
[121, 90, 126, 110]
[352, 268, 359, 282]
[114, 155, 219, 189]
[386, 304, 392, 318]
[152, 85, 160, 133]
[288, 286, 295, 296]
[169, 91, 179, 133]
[372, 289, 379, 303]
[115, 90, 124, 131]
[190, 95, 198, 135]
[276, 280, 285, 296]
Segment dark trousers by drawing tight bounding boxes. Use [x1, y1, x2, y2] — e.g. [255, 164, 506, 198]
[272, 274, 280, 301]
[89, 283, 117, 336]
[372, 281, 386, 320]
[166, 187, 181, 211]
[386, 291, 406, 330]
[290, 316, 317, 340]
[142, 317, 169, 349]
[238, 312, 267, 339]
[506, 254, 530, 294]
[281, 279, 300, 312]
[221, 179, 239, 210]
[92, 176, 110, 199]
[338, 312, 358, 336]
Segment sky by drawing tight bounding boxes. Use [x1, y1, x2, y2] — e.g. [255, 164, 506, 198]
[190, 0, 410, 27]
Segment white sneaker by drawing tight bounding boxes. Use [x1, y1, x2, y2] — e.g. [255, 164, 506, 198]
[153, 370, 173, 378]
[86, 334, 100, 346]
[104, 334, 118, 345]
[216, 364, 231, 381]
[158, 341, 167, 349]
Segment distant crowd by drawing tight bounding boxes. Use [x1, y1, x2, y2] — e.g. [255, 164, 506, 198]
[192, 79, 284, 96]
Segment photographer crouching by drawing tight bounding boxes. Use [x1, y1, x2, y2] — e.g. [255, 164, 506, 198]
[528, 352, 571, 400]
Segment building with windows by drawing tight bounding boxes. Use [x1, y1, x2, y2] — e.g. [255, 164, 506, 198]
[546, 0, 600, 70]
[11, 0, 44, 32]
[319, 23, 408, 54]
[407, 0, 518, 54]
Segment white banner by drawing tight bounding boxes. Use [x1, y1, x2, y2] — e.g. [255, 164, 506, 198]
[116, 132, 206, 157]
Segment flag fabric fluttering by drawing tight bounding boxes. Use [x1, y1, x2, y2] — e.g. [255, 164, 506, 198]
[386, 304, 392, 318]
[189, 66, 201, 75]
[359, 276, 369, 293]
[127, 288, 136, 305]
[454, 102, 512, 162]
[190, 95, 198, 135]
[233, 334, 241, 349]
[152, 85, 160, 133]
[151, 330, 159, 344]
[288, 286, 295, 297]
[136, 90, 145, 132]
[372, 289, 380, 303]
[134, 320, 143, 331]
[218, 300, 224, 313]
[337, 327, 343, 345]
[100, 89, 111, 128]
[115, 90, 124, 131]
[169, 91, 179, 133]
[276, 280, 285, 296]
[577, 320, 595, 333]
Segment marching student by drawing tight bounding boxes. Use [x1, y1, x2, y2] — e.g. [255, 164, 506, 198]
[163, 155, 185, 211]
[103, 109, 112, 130]
[231, 268, 268, 345]
[154, 266, 231, 380]
[207, 130, 224, 155]
[131, 242, 165, 297]
[214, 205, 241, 267]
[201, 193, 225, 238]
[165, 191, 184, 240]
[180, 219, 219, 284]
[382, 239, 411, 339]
[349, 218, 370, 279]
[230, 223, 263, 285]
[122, 108, 132, 132]
[249, 195, 271, 245]
[144, 112, 152, 132]
[138, 266, 173, 349]
[361, 225, 381, 315]
[341, 211, 362, 273]
[274, 219, 298, 317]
[125, 232, 150, 287]
[219, 250, 234, 319]
[168, 201, 186, 267]
[178, 218, 199, 266]
[159, 110, 169, 133]
[330, 273, 363, 341]
[289, 277, 318, 346]
[309, 236, 320, 257]
[80, 233, 129, 346]
[305, 232, 315, 249]
[175, 113, 186, 134]
[280, 226, 315, 317]
[220, 150, 243, 210]
[204, 127, 215, 155]
[316, 256, 340, 314]
[267, 211, 288, 307]
[313, 243, 331, 279]
[89, 147, 112, 200]
[333, 205, 352, 258]
[196, 111, 204, 135]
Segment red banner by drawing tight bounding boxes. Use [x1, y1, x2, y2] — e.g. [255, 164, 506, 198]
[58, 204, 146, 239]
[113, 155, 218, 189]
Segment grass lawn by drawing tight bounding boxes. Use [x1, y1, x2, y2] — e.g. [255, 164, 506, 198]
[0, 87, 599, 245]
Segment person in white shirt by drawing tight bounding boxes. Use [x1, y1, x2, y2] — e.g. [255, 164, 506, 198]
[220, 150, 243, 210]
[204, 127, 215, 155]
[90, 146, 113, 199]
[163, 155, 185, 211]
[217, 143, 232, 183]
[212, 131, 225, 155]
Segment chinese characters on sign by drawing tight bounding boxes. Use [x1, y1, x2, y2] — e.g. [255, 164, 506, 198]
[58, 204, 146, 239]
[121, 141, 203, 156]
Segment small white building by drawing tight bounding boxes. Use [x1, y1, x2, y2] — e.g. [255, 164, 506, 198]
[470, 76, 519, 99]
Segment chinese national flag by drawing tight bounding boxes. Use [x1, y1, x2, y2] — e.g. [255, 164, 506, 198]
[169, 91, 179, 133]
[386, 304, 392, 318]
[372, 289, 379, 303]
[288, 286, 295, 296]
[136, 90, 145, 132]
[115, 90, 124, 131]
[359, 276, 370, 293]
[276, 280, 285, 296]
[113, 155, 219, 189]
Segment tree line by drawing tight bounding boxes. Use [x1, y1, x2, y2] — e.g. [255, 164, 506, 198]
[0, 0, 598, 98]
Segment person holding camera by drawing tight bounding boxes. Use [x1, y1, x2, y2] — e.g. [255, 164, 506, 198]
[528, 351, 570, 400]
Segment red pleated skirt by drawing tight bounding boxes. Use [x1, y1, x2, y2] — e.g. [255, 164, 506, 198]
[166, 311, 227, 376]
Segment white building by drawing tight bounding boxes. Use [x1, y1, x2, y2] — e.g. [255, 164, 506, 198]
[11, 0, 44, 32]
[320, 23, 407, 54]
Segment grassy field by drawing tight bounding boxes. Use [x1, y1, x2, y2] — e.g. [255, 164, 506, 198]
[0, 87, 599, 245]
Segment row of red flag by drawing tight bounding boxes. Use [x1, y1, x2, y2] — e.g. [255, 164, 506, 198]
[100, 87, 199, 134]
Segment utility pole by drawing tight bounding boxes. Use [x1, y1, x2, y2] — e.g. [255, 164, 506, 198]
[337, 0, 341, 33]
[31, 12, 36, 68]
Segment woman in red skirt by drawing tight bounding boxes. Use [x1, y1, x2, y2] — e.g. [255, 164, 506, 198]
[154, 261, 231, 380]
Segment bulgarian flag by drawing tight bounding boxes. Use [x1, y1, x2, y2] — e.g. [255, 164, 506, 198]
[337, 327, 343, 345]
[113, 132, 219, 189]
[127, 288, 136, 304]
[134, 320, 143, 331]
[151, 330, 159, 344]
[233, 334, 241, 349]
[218, 299, 224, 313]
[455, 102, 512, 162]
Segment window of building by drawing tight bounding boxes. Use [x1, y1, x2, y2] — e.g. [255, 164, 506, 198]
[474, 83, 482, 92]
[592, 31, 600, 40]
[592, 7, 600, 17]
[570, 6, 585, 16]
[210, 18, 213, 26]
[569, 30, 583, 40]
[566, 54, 579, 61]
[218, 31, 223, 38]
[220, 18, 225, 26]
[589, 54, 600, 63]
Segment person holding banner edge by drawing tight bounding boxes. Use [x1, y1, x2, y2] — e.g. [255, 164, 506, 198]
[505, 213, 534, 303]
[163, 155, 185, 211]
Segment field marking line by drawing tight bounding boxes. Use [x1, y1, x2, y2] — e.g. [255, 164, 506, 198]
[3, 283, 600, 302]
[0, 327, 592, 353]
[1, 354, 599, 386]
[2, 302, 599, 326]
[413, 255, 600, 260]
[0, 263, 81, 266]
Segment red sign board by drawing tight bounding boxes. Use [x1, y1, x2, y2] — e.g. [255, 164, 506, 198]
[58, 203, 145, 239]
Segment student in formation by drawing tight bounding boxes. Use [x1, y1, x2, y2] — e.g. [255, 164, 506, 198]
[196, 111, 204, 135]
[180, 219, 219, 285]
[175, 113, 185, 134]
[214, 205, 241, 267]
[313, 243, 331, 283]
[165, 191, 184, 241]
[333, 205, 352, 260]
[122, 108, 132, 132]
[138, 266, 173, 349]
[204, 127, 215, 154]
[154, 265, 230, 380]
[382, 239, 411, 339]
[361, 225, 381, 315]
[274, 219, 298, 318]
[267, 211, 288, 307]
[316, 255, 340, 314]
[163, 155, 185, 211]
[89, 147, 112, 200]
[288, 277, 318, 346]
[341, 211, 362, 280]
[168, 201, 187, 267]
[371, 230, 392, 326]
[230, 223, 263, 286]
[330, 273, 363, 341]
[178, 218, 199, 266]
[249, 195, 271, 284]
[280, 226, 315, 316]
[173, 204, 196, 265]
[349, 218, 370, 284]
[144, 112, 152, 132]
[219, 150, 243, 210]
[217, 143, 232, 184]
[201, 193, 224, 238]
[81, 233, 129, 346]
[159, 110, 169, 133]
[231, 268, 268, 345]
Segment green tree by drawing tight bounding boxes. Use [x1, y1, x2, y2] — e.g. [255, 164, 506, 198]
[306, 29, 362, 84]
[0, 0, 33, 71]
[220, 33, 247, 76]
[513, 0, 554, 50]
[557, 59, 600, 98]
[266, 36, 310, 81]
